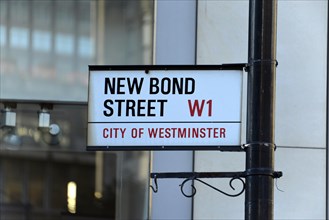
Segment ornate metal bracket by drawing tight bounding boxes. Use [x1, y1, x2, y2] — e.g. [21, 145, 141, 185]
[150, 170, 282, 198]
[179, 176, 245, 198]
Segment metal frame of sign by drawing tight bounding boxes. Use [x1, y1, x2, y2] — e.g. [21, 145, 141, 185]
[87, 64, 246, 151]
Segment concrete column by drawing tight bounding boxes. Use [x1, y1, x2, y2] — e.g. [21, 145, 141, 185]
[149, 0, 197, 219]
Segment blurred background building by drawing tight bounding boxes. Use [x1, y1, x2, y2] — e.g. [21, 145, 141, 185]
[0, 0, 328, 220]
[0, 1, 153, 219]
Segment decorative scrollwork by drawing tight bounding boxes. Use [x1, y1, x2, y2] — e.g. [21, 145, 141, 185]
[179, 177, 196, 198]
[179, 176, 245, 198]
[150, 170, 281, 198]
[150, 174, 159, 193]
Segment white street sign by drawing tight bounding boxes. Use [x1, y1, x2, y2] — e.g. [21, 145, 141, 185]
[87, 65, 243, 150]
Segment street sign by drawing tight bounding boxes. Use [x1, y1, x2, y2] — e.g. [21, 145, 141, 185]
[87, 65, 244, 150]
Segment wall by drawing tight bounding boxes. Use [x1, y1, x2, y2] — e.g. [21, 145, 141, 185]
[150, 0, 197, 219]
[194, 1, 327, 219]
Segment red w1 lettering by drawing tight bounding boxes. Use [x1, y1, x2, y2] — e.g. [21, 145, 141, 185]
[188, 99, 213, 117]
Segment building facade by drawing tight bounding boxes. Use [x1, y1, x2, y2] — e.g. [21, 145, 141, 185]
[0, 0, 328, 219]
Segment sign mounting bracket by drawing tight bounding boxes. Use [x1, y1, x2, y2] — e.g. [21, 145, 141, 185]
[150, 169, 282, 198]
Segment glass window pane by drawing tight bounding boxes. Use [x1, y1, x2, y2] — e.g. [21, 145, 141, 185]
[32, 1, 52, 29]
[0, 1, 7, 24]
[10, 1, 29, 26]
[0, 0, 153, 102]
[1, 159, 24, 204]
[1, 100, 151, 219]
[10, 27, 29, 49]
[0, 25, 6, 46]
[78, 36, 94, 58]
[33, 30, 51, 52]
[55, 33, 74, 55]
[0, 0, 154, 219]
[28, 161, 45, 208]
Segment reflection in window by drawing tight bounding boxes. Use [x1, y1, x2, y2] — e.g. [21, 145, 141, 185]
[55, 1, 74, 32]
[2, 159, 24, 204]
[0, 0, 154, 219]
[1, 0, 153, 102]
[0, 26, 6, 46]
[32, 1, 52, 28]
[10, 1, 29, 27]
[33, 30, 51, 52]
[10, 27, 29, 49]
[79, 36, 94, 58]
[28, 161, 45, 208]
[0, 1, 7, 25]
[55, 33, 74, 55]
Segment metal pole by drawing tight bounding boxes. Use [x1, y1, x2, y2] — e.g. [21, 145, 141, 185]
[326, 2, 329, 219]
[245, 0, 277, 220]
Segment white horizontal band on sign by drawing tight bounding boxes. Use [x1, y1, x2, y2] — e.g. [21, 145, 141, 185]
[87, 122, 241, 147]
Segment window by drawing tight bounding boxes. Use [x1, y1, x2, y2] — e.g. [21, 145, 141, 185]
[33, 30, 51, 52]
[0, 26, 6, 46]
[55, 33, 74, 55]
[0, 0, 154, 219]
[10, 27, 29, 49]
